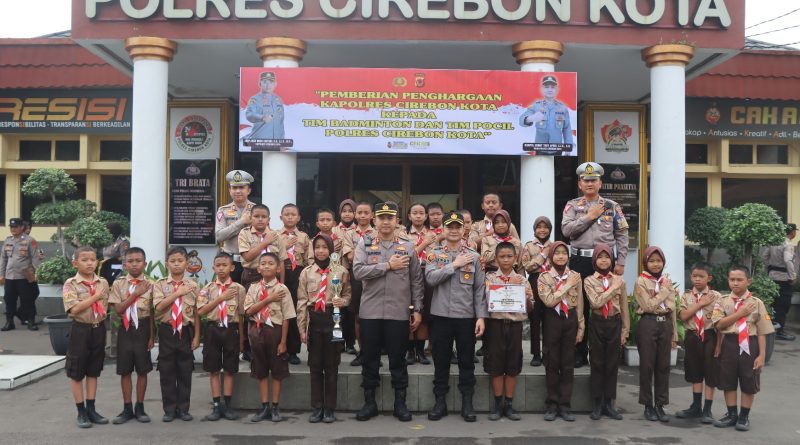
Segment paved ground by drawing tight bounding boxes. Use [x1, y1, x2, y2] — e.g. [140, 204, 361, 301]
[1, 323, 799, 444]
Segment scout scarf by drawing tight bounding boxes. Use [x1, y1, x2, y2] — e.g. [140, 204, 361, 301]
[733, 292, 752, 355]
[534, 241, 550, 273]
[413, 226, 428, 261]
[169, 281, 184, 336]
[81, 280, 105, 320]
[599, 273, 614, 319]
[640, 272, 668, 311]
[216, 280, 232, 328]
[314, 267, 330, 312]
[283, 230, 298, 271]
[255, 230, 272, 255]
[552, 270, 571, 318]
[483, 217, 493, 233]
[591, 244, 614, 318]
[123, 278, 141, 331]
[693, 289, 708, 341]
[258, 280, 275, 328]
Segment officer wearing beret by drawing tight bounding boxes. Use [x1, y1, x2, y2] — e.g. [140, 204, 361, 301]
[1, 218, 39, 331]
[762, 222, 797, 341]
[562, 162, 629, 367]
[352, 202, 424, 422]
[245, 72, 285, 140]
[519, 75, 573, 146]
[215, 170, 256, 284]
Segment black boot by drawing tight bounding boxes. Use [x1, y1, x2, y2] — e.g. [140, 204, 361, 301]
[27, 315, 38, 331]
[1, 316, 15, 332]
[393, 389, 412, 422]
[713, 407, 738, 428]
[644, 404, 659, 421]
[309, 407, 324, 423]
[356, 389, 378, 421]
[112, 403, 135, 425]
[416, 347, 431, 365]
[735, 409, 750, 431]
[503, 398, 521, 421]
[590, 398, 603, 420]
[676, 394, 702, 419]
[530, 355, 542, 367]
[602, 398, 623, 420]
[405, 348, 416, 365]
[221, 401, 238, 421]
[77, 404, 92, 429]
[205, 402, 222, 421]
[271, 404, 282, 422]
[134, 402, 150, 423]
[460, 391, 476, 423]
[85, 400, 108, 424]
[655, 404, 670, 422]
[250, 403, 271, 422]
[322, 407, 336, 424]
[700, 401, 714, 424]
[428, 394, 448, 421]
[488, 396, 503, 421]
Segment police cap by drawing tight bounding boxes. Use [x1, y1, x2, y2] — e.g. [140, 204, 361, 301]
[374, 202, 398, 217]
[541, 75, 558, 86]
[226, 170, 254, 186]
[444, 211, 465, 227]
[577, 162, 604, 180]
[260, 71, 276, 82]
[9, 218, 23, 227]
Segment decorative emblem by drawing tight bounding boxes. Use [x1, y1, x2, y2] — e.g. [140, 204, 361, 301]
[705, 103, 721, 125]
[175, 114, 213, 153]
[600, 119, 632, 153]
[382, 204, 389, 211]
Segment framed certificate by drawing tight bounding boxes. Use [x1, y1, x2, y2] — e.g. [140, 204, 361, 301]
[488, 284, 526, 313]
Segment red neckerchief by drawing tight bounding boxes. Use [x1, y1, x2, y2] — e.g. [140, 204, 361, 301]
[168, 279, 184, 336]
[412, 226, 429, 260]
[216, 279, 232, 328]
[692, 288, 708, 340]
[733, 292, 752, 355]
[552, 269, 571, 318]
[122, 277, 141, 330]
[640, 271, 668, 311]
[494, 234, 512, 243]
[598, 272, 613, 319]
[283, 229, 298, 270]
[257, 279, 276, 328]
[314, 266, 330, 312]
[535, 241, 550, 272]
[81, 278, 105, 320]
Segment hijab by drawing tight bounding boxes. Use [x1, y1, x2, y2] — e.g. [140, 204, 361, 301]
[642, 245, 666, 279]
[312, 233, 335, 270]
[591, 243, 614, 275]
[548, 240, 570, 275]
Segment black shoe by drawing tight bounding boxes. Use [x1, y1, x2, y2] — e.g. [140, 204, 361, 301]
[602, 399, 623, 420]
[530, 355, 542, 367]
[476, 345, 484, 356]
[288, 354, 301, 365]
[503, 401, 521, 421]
[676, 403, 702, 419]
[177, 411, 193, 421]
[488, 398, 503, 421]
[241, 350, 252, 362]
[350, 354, 362, 367]
[309, 407, 324, 423]
[776, 331, 796, 341]
[222, 403, 238, 421]
[86, 405, 108, 425]
[1, 318, 15, 332]
[205, 403, 222, 421]
[735, 415, 750, 431]
[574, 356, 587, 368]
[162, 411, 175, 422]
[323, 408, 336, 424]
[714, 412, 738, 428]
[590, 399, 602, 420]
[655, 405, 670, 422]
[543, 410, 557, 421]
[134, 402, 150, 423]
[644, 405, 659, 421]
[701, 408, 715, 424]
[77, 411, 92, 428]
[428, 395, 448, 421]
[345, 346, 357, 355]
[393, 389, 412, 422]
[461, 392, 476, 423]
[112, 406, 135, 425]
[356, 389, 378, 421]
[450, 350, 458, 364]
[406, 349, 416, 366]
[271, 405, 282, 422]
[27, 319, 38, 331]
[250, 404, 271, 422]
[559, 409, 575, 422]
[416, 349, 431, 365]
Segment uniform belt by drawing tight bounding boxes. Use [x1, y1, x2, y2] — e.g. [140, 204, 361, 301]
[641, 313, 670, 322]
[74, 320, 105, 328]
[767, 265, 788, 273]
[569, 246, 594, 257]
[232, 254, 242, 263]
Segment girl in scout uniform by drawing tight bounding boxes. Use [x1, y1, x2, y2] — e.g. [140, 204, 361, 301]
[634, 246, 678, 423]
[406, 203, 436, 365]
[297, 234, 352, 423]
[338, 198, 357, 231]
[521, 216, 553, 367]
[538, 241, 584, 422]
[480, 210, 523, 274]
[343, 202, 376, 367]
[337, 199, 358, 353]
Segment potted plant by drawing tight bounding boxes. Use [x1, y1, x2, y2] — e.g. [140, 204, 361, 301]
[686, 207, 730, 263]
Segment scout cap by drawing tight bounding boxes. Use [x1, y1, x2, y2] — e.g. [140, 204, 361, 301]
[374, 201, 398, 217]
[9, 218, 23, 227]
[444, 211, 464, 226]
[542, 75, 558, 86]
[226, 170, 254, 186]
[260, 71, 276, 82]
[786, 223, 797, 233]
[577, 162, 604, 179]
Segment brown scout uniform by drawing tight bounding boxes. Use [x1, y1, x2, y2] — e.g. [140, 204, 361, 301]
[634, 272, 677, 407]
[280, 226, 310, 357]
[244, 279, 296, 380]
[109, 275, 155, 376]
[584, 272, 629, 400]
[680, 287, 722, 386]
[63, 274, 110, 380]
[481, 235, 523, 273]
[483, 271, 532, 377]
[198, 280, 247, 374]
[521, 239, 551, 357]
[468, 218, 520, 250]
[238, 226, 288, 287]
[407, 225, 435, 341]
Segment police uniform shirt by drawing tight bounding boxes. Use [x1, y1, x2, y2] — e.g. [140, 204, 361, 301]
[762, 239, 796, 282]
[108, 275, 155, 320]
[296, 264, 352, 334]
[521, 240, 551, 274]
[468, 219, 520, 248]
[280, 227, 310, 269]
[519, 99, 573, 144]
[102, 234, 130, 261]
[711, 293, 775, 336]
[485, 271, 532, 322]
[561, 197, 629, 266]
[0, 234, 38, 280]
[245, 93, 285, 139]
[584, 273, 630, 336]
[238, 226, 289, 269]
[244, 278, 295, 325]
[352, 234, 425, 321]
[480, 234, 523, 272]
[215, 200, 255, 255]
[680, 287, 722, 331]
[152, 278, 200, 326]
[197, 280, 247, 324]
[63, 274, 110, 324]
[538, 269, 585, 338]
[424, 245, 487, 319]
[633, 273, 678, 342]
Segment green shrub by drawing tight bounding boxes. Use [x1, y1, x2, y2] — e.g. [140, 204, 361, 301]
[93, 210, 130, 235]
[686, 207, 730, 262]
[36, 256, 76, 285]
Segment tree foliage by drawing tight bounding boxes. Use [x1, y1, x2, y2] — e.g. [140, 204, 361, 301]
[65, 217, 114, 249]
[721, 203, 785, 272]
[686, 207, 730, 262]
[93, 210, 130, 235]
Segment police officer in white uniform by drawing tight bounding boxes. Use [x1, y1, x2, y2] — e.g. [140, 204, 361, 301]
[214, 170, 256, 284]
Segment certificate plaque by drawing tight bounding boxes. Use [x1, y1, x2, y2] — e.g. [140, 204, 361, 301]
[488, 284, 526, 313]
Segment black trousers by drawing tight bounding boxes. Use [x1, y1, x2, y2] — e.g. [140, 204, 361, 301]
[360, 318, 409, 390]
[637, 317, 673, 406]
[527, 273, 544, 356]
[158, 323, 194, 414]
[774, 280, 792, 331]
[308, 308, 343, 409]
[589, 314, 622, 399]
[230, 261, 244, 284]
[431, 316, 476, 397]
[569, 255, 594, 361]
[284, 265, 303, 355]
[543, 309, 577, 411]
[3, 279, 36, 321]
[343, 277, 363, 348]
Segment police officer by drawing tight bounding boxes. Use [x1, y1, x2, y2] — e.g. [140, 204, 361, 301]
[352, 202, 424, 422]
[562, 162, 629, 367]
[245, 72, 285, 140]
[1, 218, 39, 331]
[215, 170, 256, 284]
[519, 75, 573, 145]
[424, 211, 487, 423]
[100, 222, 129, 285]
[762, 223, 797, 341]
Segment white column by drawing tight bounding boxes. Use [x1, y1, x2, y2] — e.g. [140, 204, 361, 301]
[643, 45, 694, 284]
[512, 41, 563, 242]
[256, 37, 307, 229]
[125, 37, 176, 261]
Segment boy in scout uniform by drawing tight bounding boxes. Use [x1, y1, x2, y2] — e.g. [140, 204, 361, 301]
[710, 265, 774, 431]
[1, 217, 39, 331]
[197, 253, 247, 421]
[153, 246, 201, 422]
[483, 241, 532, 421]
[238, 204, 287, 289]
[676, 263, 722, 423]
[583, 244, 628, 421]
[63, 246, 111, 428]
[245, 71, 285, 140]
[215, 170, 256, 283]
[469, 193, 520, 250]
[297, 234, 352, 423]
[519, 75, 573, 146]
[279, 203, 310, 365]
[344, 202, 377, 367]
[108, 247, 155, 424]
[406, 202, 438, 365]
[521, 216, 553, 366]
[352, 202, 424, 422]
[538, 241, 584, 422]
[634, 246, 678, 423]
[337, 199, 358, 354]
[480, 210, 523, 274]
[244, 252, 296, 423]
[423, 211, 487, 423]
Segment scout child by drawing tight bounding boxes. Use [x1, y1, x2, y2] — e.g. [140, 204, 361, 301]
[480, 210, 523, 274]
[458, 209, 476, 249]
[538, 241, 584, 422]
[406, 202, 435, 365]
[521, 216, 553, 367]
[583, 244, 628, 421]
[337, 200, 359, 354]
[424, 211, 486, 423]
[297, 234, 352, 423]
[63, 246, 111, 428]
[675, 263, 722, 423]
[469, 192, 520, 249]
[239, 204, 287, 288]
[343, 202, 376, 367]
[280, 203, 310, 365]
[244, 252, 296, 423]
[153, 246, 201, 422]
[310, 208, 345, 265]
[483, 241, 532, 421]
[711, 265, 774, 431]
[338, 198, 357, 231]
[108, 247, 155, 424]
[196, 253, 247, 421]
[634, 246, 678, 423]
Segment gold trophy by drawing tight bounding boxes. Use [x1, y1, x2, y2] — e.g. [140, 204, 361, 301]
[330, 252, 344, 342]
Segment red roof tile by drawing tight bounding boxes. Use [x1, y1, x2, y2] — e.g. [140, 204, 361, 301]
[687, 50, 800, 100]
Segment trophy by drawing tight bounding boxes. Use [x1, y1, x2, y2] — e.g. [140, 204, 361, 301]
[330, 253, 344, 342]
